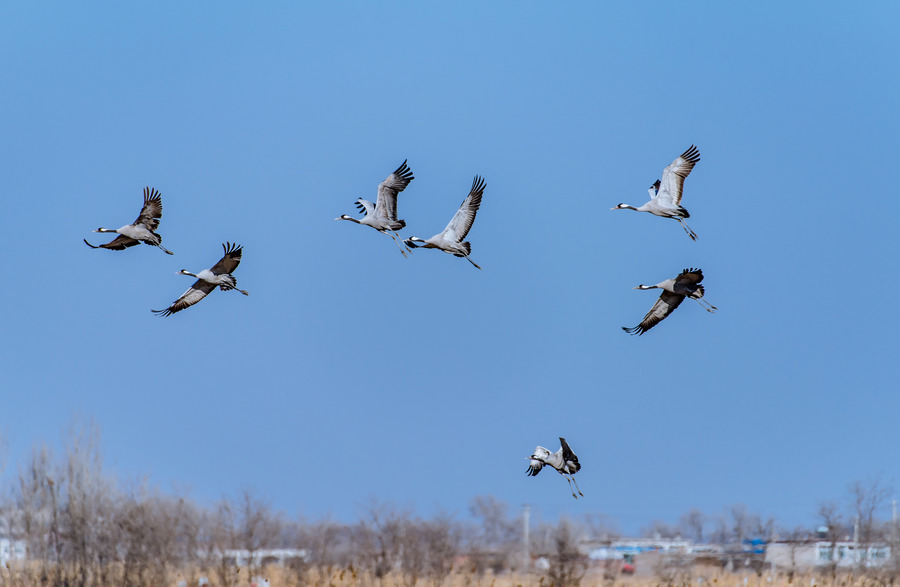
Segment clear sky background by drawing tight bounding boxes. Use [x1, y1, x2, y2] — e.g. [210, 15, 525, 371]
[1, 2, 898, 534]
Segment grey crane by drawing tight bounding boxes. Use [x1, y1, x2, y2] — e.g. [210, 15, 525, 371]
[335, 160, 414, 257]
[404, 175, 485, 269]
[84, 187, 174, 254]
[612, 145, 701, 240]
[152, 242, 249, 317]
[527, 437, 583, 499]
[622, 267, 717, 335]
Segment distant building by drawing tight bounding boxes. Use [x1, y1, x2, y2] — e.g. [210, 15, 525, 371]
[583, 538, 726, 577]
[584, 537, 723, 561]
[766, 541, 890, 571]
[0, 538, 26, 566]
[584, 537, 697, 560]
[220, 548, 309, 567]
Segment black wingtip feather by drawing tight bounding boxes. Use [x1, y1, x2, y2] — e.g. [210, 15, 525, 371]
[143, 186, 162, 202]
[393, 159, 414, 182]
[679, 267, 703, 280]
[681, 145, 701, 164]
[221, 242, 243, 258]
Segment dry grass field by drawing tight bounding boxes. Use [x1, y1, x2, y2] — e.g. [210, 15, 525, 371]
[2, 564, 897, 587]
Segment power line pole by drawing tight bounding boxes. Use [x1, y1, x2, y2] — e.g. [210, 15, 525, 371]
[523, 504, 531, 570]
[892, 499, 897, 549]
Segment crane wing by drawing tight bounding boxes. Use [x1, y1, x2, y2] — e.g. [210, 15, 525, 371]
[375, 160, 414, 221]
[355, 199, 375, 217]
[84, 235, 140, 250]
[134, 187, 164, 231]
[622, 290, 685, 335]
[673, 267, 704, 296]
[210, 242, 243, 275]
[152, 279, 216, 317]
[559, 437, 580, 472]
[441, 175, 485, 242]
[527, 446, 550, 476]
[657, 145, 700, 207]
[526, 458, 545, 476]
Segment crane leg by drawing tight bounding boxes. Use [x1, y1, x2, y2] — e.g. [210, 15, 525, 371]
[563, 475, 578, 499]
[219, 279, 249, 296]
[570, 475, 584, 497]
[677, 218, 698, 241]
[464, 255, 482, 270]
[694, 297, 717, 313]
[386, 231, 410, 258]
[156, 243, 175, 255]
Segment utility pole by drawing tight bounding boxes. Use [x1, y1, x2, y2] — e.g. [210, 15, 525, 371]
[523, 504, 531, 570]
[893, 500, 897, 552]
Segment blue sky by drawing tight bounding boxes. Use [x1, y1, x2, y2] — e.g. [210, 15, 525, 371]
[1, 2, 898, 534]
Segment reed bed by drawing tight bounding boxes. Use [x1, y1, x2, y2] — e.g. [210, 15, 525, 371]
[3, 563, 899, 587]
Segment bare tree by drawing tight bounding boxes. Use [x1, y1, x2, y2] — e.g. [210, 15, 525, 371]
[679, 509, 706, 543]
[206, 489, 283, 586]
[396, 518, 428, 587]
[816, 500, 845, 580]
[544, 519, 586, 587]
[778, 525, 812, 583]
[235, 488, 283, 575]
[467, 495, 519, 573]
[729, 503, 750, 544]
[351, 499, 411, 583]
[113, 485, 202, 587]
[294, 517, 351, 586]
[60, 417, 118, 587]
[641, 520, 680, 539]
[169, 496, 204, 585]
[708, 512, 729, 545]
[468, 495, 516, 550]
[13, 445, 58, 584]
[410, 513, 461, 586]
[847, 475, 893, 543]
[209, 497, 241, 587]
[581, 512, 619, 542]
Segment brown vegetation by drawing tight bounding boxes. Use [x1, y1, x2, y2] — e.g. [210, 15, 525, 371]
[1, 421, 898, 587]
